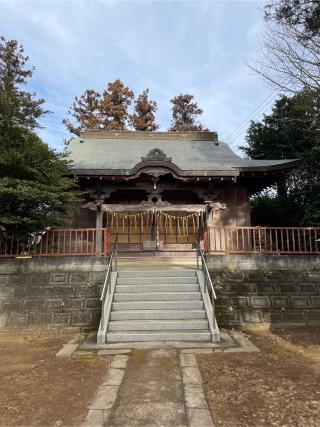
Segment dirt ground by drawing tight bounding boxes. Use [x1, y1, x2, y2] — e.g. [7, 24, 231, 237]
[0, 330, 111, 426]
[198, 326, 320, 427]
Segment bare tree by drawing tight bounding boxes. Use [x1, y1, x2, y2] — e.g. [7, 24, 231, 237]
[251, 22, 320, 93]
[251, 0, 320, 94]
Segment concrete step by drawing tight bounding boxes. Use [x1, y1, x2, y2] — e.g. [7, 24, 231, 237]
[108, 319, 209, 331]
[106, 330, 212, 342]
[117, 252, 197, 258]
[117, 276, 198, 285]
[112, 300, 204, 311]
[110, 309, 206, 321]
[114, 291, 201, 302]
[118, 270, 197, 278]
[116, 284, 199, 293]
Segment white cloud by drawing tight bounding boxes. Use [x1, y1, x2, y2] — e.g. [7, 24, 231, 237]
[0, 0, 271, 153]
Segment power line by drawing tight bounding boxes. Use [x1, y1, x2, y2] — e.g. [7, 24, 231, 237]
[226, 97, 277, 146]
[225, 91, 278, 144]
[224, 90, 279, 145]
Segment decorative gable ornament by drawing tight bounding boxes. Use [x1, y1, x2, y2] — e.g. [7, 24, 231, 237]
[141, 148, 172, 163]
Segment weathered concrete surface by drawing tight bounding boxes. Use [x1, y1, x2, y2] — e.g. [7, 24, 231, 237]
[208, 260, 320, 327]
[2, 254, 319, 329]
[180, 352, 214, 426]
[107, 349, 187, 426]
[90, 386, 118, 410]
[56, 333, 84, 358]
[206, 253, 320, 271]
[85, 348, 216, 427]
[85, 355, 128, 426]
[102, 368, 125, 386]
[0, 258, 107, 328]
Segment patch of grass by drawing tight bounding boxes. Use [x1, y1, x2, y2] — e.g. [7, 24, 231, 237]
[257, 265, 271, 276]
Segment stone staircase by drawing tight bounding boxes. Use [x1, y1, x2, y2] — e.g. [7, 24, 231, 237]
[101, 269, 220, 343]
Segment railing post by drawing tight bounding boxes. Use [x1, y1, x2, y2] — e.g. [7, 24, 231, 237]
[103, 228, 108, 257]
[202, 254, 207, 293]
[211, 294, 216, 326]
[196, 248, 199, 270]
[95, 204, 103, 255]
[101, 296, 105, 331]
[196, 239, 200, 270]
[115, 237, 118, 271]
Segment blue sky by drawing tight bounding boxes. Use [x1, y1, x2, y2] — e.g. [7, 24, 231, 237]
[0, 0, 274, 153]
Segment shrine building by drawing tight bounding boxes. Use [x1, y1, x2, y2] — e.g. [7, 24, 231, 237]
[66, 130, 298, 252]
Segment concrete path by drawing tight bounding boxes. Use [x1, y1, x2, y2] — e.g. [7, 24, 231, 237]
[86, 349, 214, 426]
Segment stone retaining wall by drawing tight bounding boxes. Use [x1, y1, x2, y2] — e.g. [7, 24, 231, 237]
[1, 254, 320, 328]
[207, 254, 320, 327]
[0, 257, 107, 329]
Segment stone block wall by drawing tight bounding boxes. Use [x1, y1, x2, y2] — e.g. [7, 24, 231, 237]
[208, 254, 320, 327]
[1, 254, 320, 329]
[0, 257, 106, 329]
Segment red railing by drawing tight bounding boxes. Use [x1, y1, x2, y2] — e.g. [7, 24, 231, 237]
[0, 228, 111, 258]
[204, 226, 320, 254]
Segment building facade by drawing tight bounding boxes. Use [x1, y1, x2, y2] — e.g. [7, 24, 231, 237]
[67, 130, 298, 252]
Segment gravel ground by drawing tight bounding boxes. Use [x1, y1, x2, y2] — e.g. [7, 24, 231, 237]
[197, 327, 320, 427]
[0, 330, 111, 426]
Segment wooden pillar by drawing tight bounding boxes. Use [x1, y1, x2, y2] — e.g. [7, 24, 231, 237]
[95, 202, 104, 255]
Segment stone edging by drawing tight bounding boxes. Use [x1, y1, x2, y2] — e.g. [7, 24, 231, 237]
[180, 352, 214, 426]
[84, 354, 128, 426]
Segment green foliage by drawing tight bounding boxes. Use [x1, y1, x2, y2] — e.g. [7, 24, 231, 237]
[242, 90, 320, 226]
[0, 36, 81, 230]
[212, 275, 225, 291]
[312, 263, 320, 272]
[0, 36, 47, 129]
[224, 266, 239, 274]
[0, 124, 81, 230]
[257, 265, 271, 276]
[250, 192, 304, 226]
[277, 263, 288, 271]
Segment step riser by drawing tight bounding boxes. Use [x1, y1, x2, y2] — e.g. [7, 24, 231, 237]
[110, 311, 206, 320]
[102, 267, 216, 344]
[106, 332, 211, 342]
[112, 301, 204, 310]
[116, 284, 199, 293]
[109, 320, 209, 331]
[114, 292, 201, 302]
[117, 277, 198, 285]
[118, 270, 197, 278]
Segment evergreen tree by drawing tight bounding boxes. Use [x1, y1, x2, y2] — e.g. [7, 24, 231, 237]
[63, 89, 102, 136]
[130, 89, 159, 131]
[100, 79, 134, 130]
[242, 90, 320, 225]
[0, 36, 47, 129]
[0, 36, 80, 230]
[0, 125, 80, 230]
[169, 94, 207, 131]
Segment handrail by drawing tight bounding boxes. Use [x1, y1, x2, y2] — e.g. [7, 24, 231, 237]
[100, 234, 118, 332]
[198, 249, 217, 300]
[196, 239, 216, 300]
[100, 252, 114, 302]
[196, 238, 219, 341]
